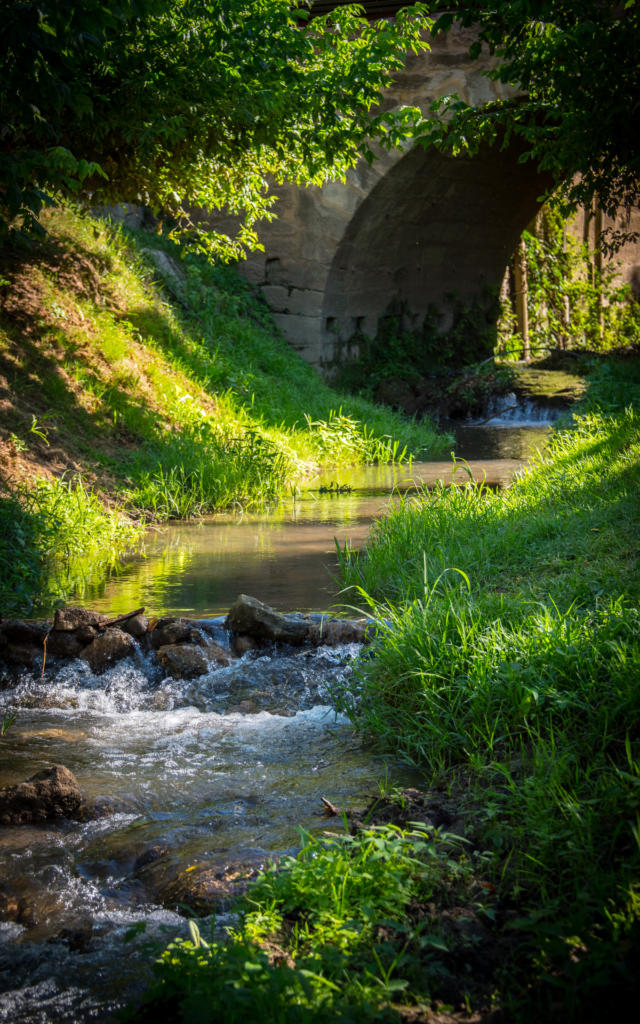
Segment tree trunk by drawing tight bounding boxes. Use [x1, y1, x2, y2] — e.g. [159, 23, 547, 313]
[514, 237, 530, 361]
[594, 203, 604, 344]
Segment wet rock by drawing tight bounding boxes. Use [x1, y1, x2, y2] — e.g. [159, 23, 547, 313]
[225, 595, 310, 646]
[74, 624, 99, 645]
[206, 641, 233, 666]
[133, 846, 168, 874]
[0, 765, 83, 825]
[160, 856, 268, 914]
[309, 618, 370, 646]
[0, 620, 48, 647]
[47, 630, 86, 658]
[53, 607, 110, 632]
[157, 643, 209, 679]
[150, 617, 193, 649]
[232, 633, 259, 656]
[121, 613, 149, 638]
[3, 643, 42, 668]
[81, 627, 135, 674]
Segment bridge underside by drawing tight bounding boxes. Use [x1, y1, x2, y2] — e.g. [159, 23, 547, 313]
[320, 143, 546, 368]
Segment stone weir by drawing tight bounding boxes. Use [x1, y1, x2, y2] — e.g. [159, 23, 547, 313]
[0, 595, 374, 681]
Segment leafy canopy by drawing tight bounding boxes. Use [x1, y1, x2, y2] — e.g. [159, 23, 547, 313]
[0, 0, 430, 255]
[424, 1, 640, 246]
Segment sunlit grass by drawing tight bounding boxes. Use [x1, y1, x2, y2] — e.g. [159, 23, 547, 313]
[0, 203, 449, 614]
[333, 401, 640, 1016]
[0, 475, 143, 616]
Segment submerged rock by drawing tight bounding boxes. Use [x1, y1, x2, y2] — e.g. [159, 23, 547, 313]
[157, 643, 209, 679]
[0, 765, 83, 825]
[160, 856, 268, 915]
[81, 627, 135, 674]
[0, 886, 21, 922]
[133, 846, 168, 874]
[225, 595, 310, 646]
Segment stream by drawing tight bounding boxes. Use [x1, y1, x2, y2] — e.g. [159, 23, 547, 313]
[0, 422, 551, 1022]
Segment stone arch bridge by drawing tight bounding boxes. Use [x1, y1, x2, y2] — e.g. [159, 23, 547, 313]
[218, 18, 635, 372]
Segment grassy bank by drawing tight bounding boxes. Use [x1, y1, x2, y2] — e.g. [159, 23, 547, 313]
[333, 363, 640, 1017]
[131, 362, 640, 1022]
[0, 204, 446, 614]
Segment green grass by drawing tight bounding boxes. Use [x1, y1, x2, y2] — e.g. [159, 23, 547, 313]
[0, 203, 448, 614]
[126, 823, 475, 1024]
[330, 379, 640, 1017]
[0, 475, 142, 616]
[131, 369, 640, 1022]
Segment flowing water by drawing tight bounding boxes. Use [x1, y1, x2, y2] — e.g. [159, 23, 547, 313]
[0, 421, 551, 1021]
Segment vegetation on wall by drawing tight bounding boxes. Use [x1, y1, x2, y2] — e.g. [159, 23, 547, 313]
[427, 1, 640, 245]
[333, 294, 500, 397]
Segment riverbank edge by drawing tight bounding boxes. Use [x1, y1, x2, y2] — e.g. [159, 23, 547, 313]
[125, 364, 640, 1023]
[0, 204, 448, 619]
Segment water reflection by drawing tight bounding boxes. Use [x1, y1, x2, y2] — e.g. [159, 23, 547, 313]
[69, 426, 549, 618]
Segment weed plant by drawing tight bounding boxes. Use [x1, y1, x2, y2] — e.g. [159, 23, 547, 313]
[127, 824, 474, 1023]
[334, 387, 640, 1016]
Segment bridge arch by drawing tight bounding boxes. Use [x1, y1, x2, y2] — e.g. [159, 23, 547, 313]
[235, 28, 550, 369]
[320, 141, 546, 368]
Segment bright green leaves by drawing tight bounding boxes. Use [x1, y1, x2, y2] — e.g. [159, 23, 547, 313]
[0, 1, 433, 255]
[426, 1, 640, 236]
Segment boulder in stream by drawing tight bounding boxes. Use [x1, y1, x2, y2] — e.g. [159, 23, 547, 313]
[225, 595, 310, 646]
[47, 629, 87, 658]
[0, 620, 48, 647]
[0, 620, 48, 669]
[81, 627, 135, 673]
[308, 618, 371, 646]
[53, 607, 110, 632]
[121, 613, 149, 638]
[150, 617, 197, 649]
[157, 643, 209, 679]
[0, 765, 83, 825]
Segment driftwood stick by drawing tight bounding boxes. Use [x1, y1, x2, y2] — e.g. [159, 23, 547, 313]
[41, 629, 51, 680]
[103, 607, 145, 629]
[321, 796, 341, 817]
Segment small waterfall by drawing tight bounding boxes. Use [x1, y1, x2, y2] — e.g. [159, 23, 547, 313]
[470, 392, 564, 427]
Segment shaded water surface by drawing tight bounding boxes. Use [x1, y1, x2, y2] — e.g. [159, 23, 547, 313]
[76, 425, 549, 619]
[0, 423, 549, 1021]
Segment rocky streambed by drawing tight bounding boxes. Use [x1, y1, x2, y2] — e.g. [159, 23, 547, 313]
[0, 597, 407, 1023]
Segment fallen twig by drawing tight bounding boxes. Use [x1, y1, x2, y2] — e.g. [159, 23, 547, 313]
[102, 607, 145, 629]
